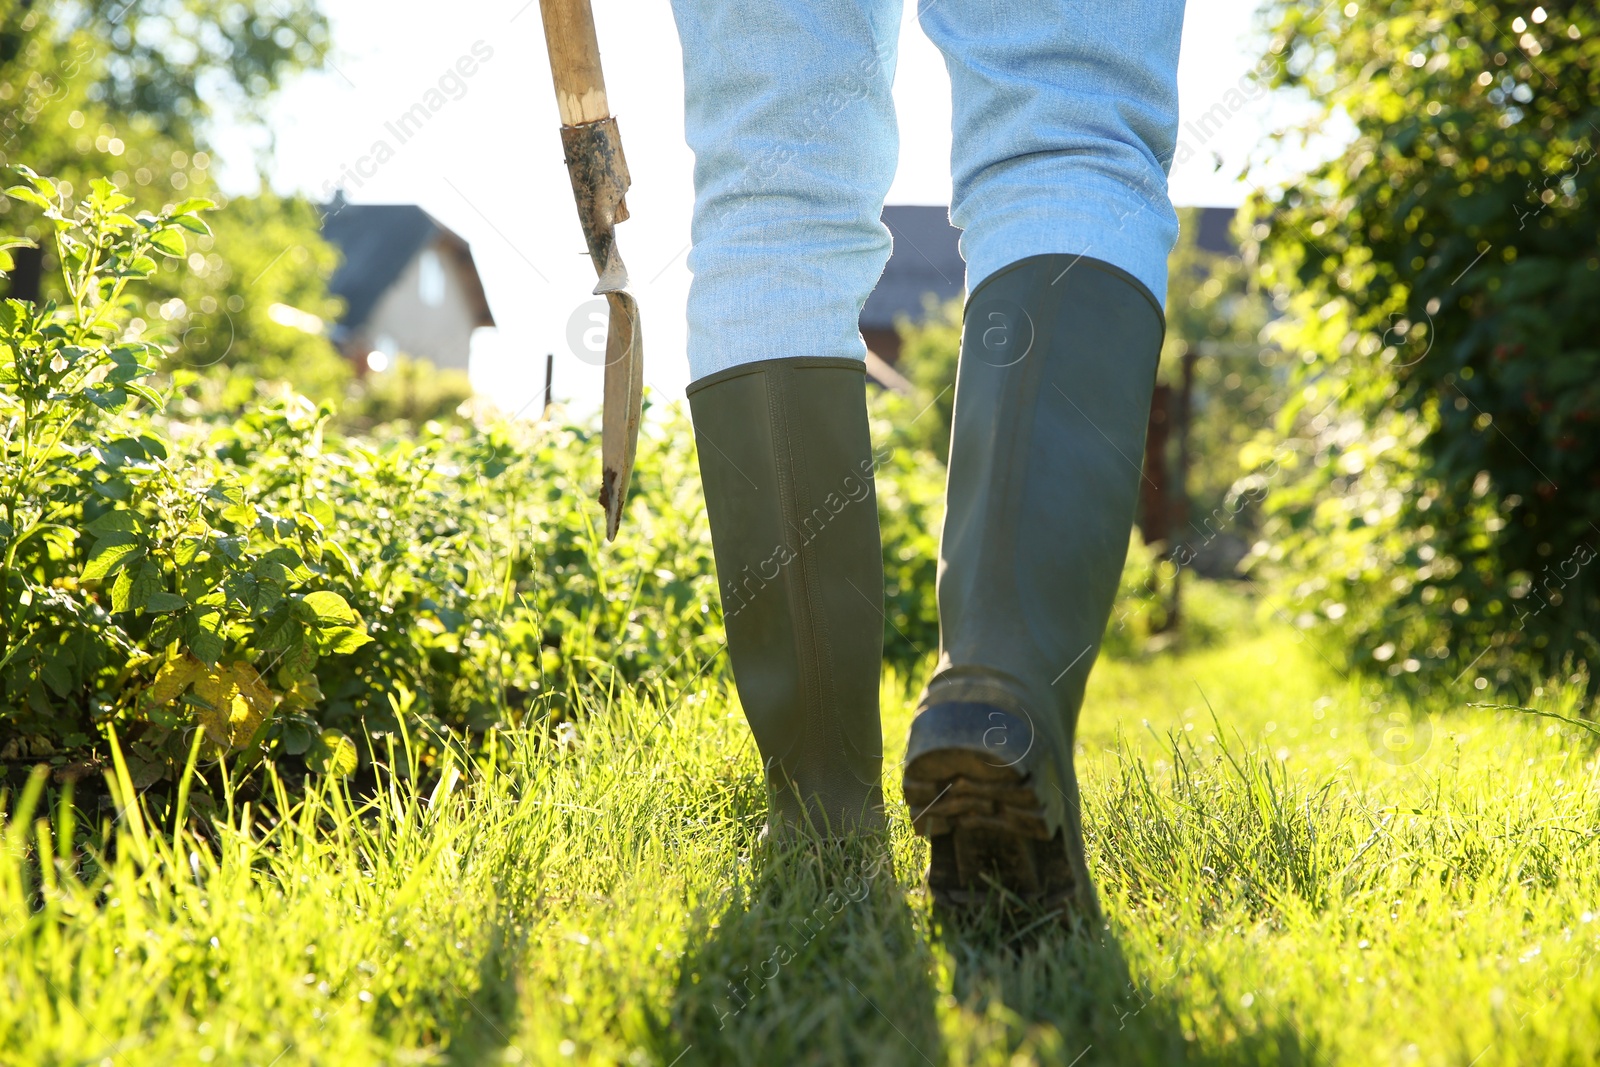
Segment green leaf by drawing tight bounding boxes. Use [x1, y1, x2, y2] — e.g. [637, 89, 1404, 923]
[174, 537, 205, 567]
[172, 214, 212, 236]
[11, 165, 53, 195]
[280, 675, 324, 711]
[40, 645, 77, 698]
[221, 501, 258, 526]
[6, 186, 52, 210]
[226, 571, 283, 614]
[205, 484, 247, 509]
[85, 385, 129, 411]
[306, 729, 358, 777]
[111, 567, 135, 613]
[88, 178, 133, 211]
[128, 559, 164, 613]
[170, 197, 218, 216]
[86, 509, 146, 537]
[0, 238, 34, 273]
[83, 540, 141, 583]
[281, 636, 317, 680]
[253, 607, 298, 652]
[301, 590, 357, 627]
[145, 591, 188, 614]
[323, 540, 359, 577]
[104, 349, 149, 386]
[148, 229, 186, 258]
[189, 626, 225, 667]
[281, 720, 314, 756]
[146, 614, 183, 650]
[126, 382, 166, 409]
[257, 546, 312, 584]
[215, 534, 247, 561]
[320, 627, 373, 655]
[111, 255, 158, 278]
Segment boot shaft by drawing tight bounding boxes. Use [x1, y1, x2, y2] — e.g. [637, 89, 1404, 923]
[689, 357, 886, 834]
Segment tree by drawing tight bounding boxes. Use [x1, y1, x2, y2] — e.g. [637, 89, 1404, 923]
[1249, 0, 1600, 699]
[0, 0, 350, 398]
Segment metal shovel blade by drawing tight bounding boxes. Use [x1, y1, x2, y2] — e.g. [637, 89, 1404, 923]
[598, 289, 643, 541]
[559, 114, 642, 540]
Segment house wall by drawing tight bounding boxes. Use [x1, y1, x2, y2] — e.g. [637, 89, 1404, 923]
[361, 236, 481, 371]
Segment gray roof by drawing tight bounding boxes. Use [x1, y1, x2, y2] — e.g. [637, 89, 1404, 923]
[320, 202, 495, 332]
[861, 206, 965, 329]
[1192, 206, 1238, 256]
[860, 205, 1241, 329]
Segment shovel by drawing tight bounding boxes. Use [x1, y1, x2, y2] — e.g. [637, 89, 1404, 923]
[539, 0, 643, 541]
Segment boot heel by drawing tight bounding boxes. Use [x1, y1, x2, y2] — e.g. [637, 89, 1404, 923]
[903, 703, 1076, 909]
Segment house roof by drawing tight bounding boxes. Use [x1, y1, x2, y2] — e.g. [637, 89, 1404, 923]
[320, 201, 496, 332]
[1192, 206, 1238, 256]
[860, 205, 1242, 329]
[860, 206, 965, 330]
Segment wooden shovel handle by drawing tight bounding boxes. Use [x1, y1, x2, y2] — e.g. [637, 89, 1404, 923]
[539, 0, 611, 125]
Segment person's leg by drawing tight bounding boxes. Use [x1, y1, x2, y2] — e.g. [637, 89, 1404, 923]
[670, 0, 902, 834]
[904, 1, 1184, 910]
[920, 0, 1184, 302]
[671, 0, 903, 382]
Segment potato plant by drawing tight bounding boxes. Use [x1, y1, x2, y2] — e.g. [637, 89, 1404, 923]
[0, 167, 962, 800]
[0, 169, 384, 785]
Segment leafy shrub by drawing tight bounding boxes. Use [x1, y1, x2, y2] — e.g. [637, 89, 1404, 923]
[0, 169, 727, 789]
[340, 353, 474, 429]
[0, 167, 952, 793]
[1250, 1, 1600, 701]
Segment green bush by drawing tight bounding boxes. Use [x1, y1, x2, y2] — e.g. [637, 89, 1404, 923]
[0, 170, 728, 789]
[340, 353, 475, 429]
[1250, 0, 1600, 701]
[0, 168, 954, 793]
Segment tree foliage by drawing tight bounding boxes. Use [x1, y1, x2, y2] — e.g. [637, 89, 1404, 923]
[1250, 0, 1600, 699]
[0, 0, 351, 398]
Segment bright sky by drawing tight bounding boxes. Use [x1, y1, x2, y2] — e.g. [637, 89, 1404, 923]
[222, 0, 1321, 416]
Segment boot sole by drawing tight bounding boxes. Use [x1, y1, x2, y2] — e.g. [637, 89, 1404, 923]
[903, 703, 1078, 912]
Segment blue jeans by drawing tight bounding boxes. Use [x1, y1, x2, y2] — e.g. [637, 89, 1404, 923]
[669, 0, 1186, 383]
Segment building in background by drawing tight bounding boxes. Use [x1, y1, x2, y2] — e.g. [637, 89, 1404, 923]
[860, 206, 965, 377]
[320, 199, 495, 373]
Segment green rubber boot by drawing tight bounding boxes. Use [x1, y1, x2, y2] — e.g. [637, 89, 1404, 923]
[902, 254, 1163, 917]
[689, 357, 886, 837]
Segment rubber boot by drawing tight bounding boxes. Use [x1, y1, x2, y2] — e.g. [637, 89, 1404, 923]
[902, 254, 1163, 916]
[689, 357, 886, 837]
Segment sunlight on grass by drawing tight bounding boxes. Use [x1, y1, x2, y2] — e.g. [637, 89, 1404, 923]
[3, 626, 1598, 1065]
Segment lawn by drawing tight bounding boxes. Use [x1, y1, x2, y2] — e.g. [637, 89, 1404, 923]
[4, 623, 1598, 1066]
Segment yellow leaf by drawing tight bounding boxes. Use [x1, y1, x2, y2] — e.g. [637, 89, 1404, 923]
[149, 655, 202, 705]
[307, 729, 358, 777]
[192, 662, 277, 750]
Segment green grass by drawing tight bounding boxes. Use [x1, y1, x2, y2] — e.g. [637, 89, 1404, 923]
[4, 624, 1599, 1066]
